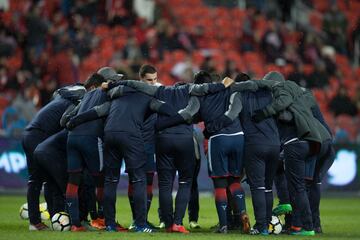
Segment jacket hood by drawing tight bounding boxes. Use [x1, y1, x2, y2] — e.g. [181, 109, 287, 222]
[263, 71, 285, 82]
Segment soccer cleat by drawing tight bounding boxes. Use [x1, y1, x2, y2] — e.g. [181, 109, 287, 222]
[250, 228, 269, 235]
[105, 223, 128, 232]
[133, 225, 155, 233]
[147, 221, 159, 229]
[29, 222, 49, 231]
[128, 222, 136, 230]
[272, 204, 292, 216]
[158, 222, 165, 229]
[90, 218, 105, 230]
[240, 213, 251, 234]
[81, 220, 98, 231]
[214, 225, 228, 234]
[189, 221, 201, 229]
[166, 224, 189, 234]
[290, 229, 315, 236]
[70, 225, 87, 232]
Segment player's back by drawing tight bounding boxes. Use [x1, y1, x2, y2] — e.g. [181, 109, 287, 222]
[26, 96, 72, 136]
[70, 88, 108, 136]
[104, 92, 151, 135]
[155, 84, 193, 135]
[200, 88, 242, 135]
[240, 89, 280, 146]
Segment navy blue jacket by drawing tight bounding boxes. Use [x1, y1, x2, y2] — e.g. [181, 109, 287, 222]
[155, 85, 193, 135]
[69, 88, 108, 137]
[142, 113, 157, 144]
[104, 92, 156, 136]
[26, 96, 74, 136]
[199, 88, 243, 136]
[36, 129, 68, 153]
[240, 89, 280, 146]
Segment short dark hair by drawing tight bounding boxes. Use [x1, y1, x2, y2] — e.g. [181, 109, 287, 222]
[194, 70, 212, 84]
[234, 72, 250, 82]
[84, 73, 106, 89]
[139, 64, 157, 78]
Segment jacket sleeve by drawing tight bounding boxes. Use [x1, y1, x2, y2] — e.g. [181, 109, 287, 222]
[60, 103, 80, 127]
[66, 102, 110, 130]
[154, 96, 200, 131]
[149, 99, 177, 116]
[107, 85, 137, 99]
[230, 81, 258, 92]
[189, 83, 225, 96]
[206, 92, 242, 133]
[263, 86, 293, 116]
[110, 80, 159, 96]
[255, 80, 276, 89]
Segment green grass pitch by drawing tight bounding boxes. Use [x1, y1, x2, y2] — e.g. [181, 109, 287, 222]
[0, 195, 359, 240]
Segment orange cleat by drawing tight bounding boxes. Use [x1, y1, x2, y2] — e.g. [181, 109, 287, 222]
[115, 222, 128, 232]
[166, 224, 189, 234]
[240, 213, 251, 234]
[91, 218, 105, 230]
[70, 225, 87, 232]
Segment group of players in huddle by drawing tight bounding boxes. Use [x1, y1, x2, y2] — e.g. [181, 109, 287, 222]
[21, 64, 334, 236]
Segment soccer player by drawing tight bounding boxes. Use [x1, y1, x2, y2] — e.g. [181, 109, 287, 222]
[128, 64, 159, 230]
[109, 77, 230, 233]
[63, 72, 109, 231]
[34, 129, 100, 230]
[22, 84, 85, 230]
[252, 71, 332, 236]
[302, 88, 335, 233]
[67, 80, 178, 233]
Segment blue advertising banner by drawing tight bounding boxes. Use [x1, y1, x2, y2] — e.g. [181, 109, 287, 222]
[0, 137, 359, 192]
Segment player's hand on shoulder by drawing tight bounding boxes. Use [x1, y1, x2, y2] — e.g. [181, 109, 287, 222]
[101, 82, 109, 90]
[222, 77, 234, 88]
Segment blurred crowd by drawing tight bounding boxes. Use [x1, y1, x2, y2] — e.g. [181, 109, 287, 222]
[0, 0, 359, 142]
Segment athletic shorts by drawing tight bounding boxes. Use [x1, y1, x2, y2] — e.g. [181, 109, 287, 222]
[208, 132, 244, 178]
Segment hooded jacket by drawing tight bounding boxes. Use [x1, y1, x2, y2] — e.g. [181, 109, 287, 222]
[255, 72, 331, 145]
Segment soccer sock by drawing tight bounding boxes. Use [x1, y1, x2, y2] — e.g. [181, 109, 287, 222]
[146, 172, 154, 216]
[213, 177, 228, 227]
[128, 181, 135, 221]
[66, 183, 80, 226]
[265, 189, 274, 224]
[226, 188, 234, 226]
[214, 188, 228, 227]
[229, 181, 246, 214]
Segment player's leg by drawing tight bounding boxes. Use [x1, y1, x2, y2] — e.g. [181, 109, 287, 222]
[188, 157, 201, 229]
[122, 134, 150, 232]
[245, 145, 267, 234]
[208, 135, 231, 233]
[273, 160, 292, 229]
[103, 133, 124, 231]
[172, 136, 195, 233]
[264, 145, 280, 225]
[65, 136, 85, 230]
[22, 130, 48, 230]
[284, 141, 314, 235]
[227, 134, 250, 233]
[309, 140, 335, 233]
[156, 135, 176, 230]
[81, 136, 105, 228]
